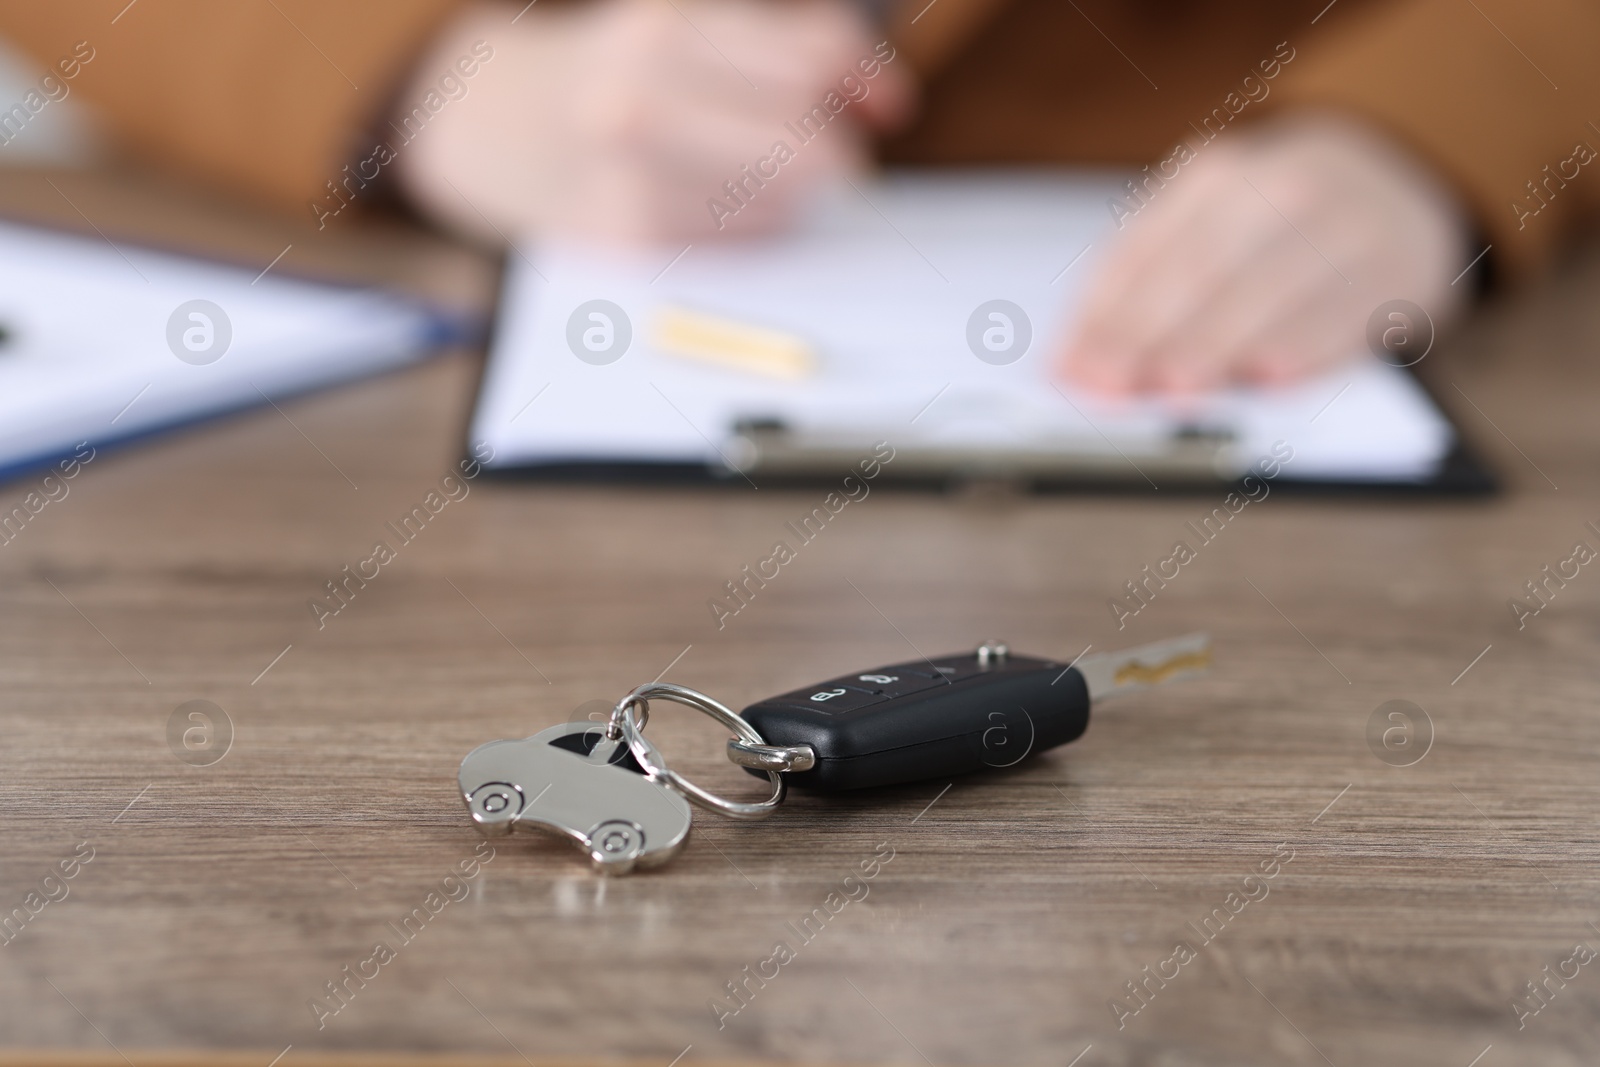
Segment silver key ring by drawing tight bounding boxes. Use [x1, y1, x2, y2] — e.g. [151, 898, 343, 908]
[607, 682, 785, 820]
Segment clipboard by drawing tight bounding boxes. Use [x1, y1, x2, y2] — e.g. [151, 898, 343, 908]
[0, 215, 454, 484]
[467, 172, 1495, 495]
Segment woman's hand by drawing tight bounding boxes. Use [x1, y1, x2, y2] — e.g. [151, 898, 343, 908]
[394, 0, 912, 246]
[1060, 113, 1474, 395]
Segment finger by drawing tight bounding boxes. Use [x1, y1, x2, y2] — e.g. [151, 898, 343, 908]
[1240, 285, 1373, 386]
[851, 60, 917, 131]
[669, 0, 874, 102]
[579, 115, 859, 241]
[1079, 181, 1289, 365]
[1067, 174, 1257, 374]
[1140, 230, 1340, 392]
[585, 0, 848, 139]
[1080, 159, 1240, 301]
[619, 92, 861, 204]
[1063, 177, 1279, 392]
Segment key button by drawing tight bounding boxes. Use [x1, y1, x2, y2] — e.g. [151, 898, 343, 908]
[843, 672, 946, 699]
[768, 684, 884, 714]
[878, 657, 983, 683]
[923, 657, 987, 682]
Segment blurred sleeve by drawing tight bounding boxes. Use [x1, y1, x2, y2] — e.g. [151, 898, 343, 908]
[1274, 0, 1600, 279]
[0, 0, 465, 212]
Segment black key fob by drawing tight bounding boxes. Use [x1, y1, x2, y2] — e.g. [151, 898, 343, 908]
[739, 644, 1089, 791]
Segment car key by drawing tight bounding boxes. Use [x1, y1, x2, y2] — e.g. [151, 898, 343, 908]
[731, 633, 1210, 791]
[456, 634, 1207, 874]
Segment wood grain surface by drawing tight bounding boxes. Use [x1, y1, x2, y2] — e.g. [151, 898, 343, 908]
[2, 167, 1600, 1067]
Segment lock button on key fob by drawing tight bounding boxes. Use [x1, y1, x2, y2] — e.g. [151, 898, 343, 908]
[842, 670, 947, 699]
[766, 683, 884, 714]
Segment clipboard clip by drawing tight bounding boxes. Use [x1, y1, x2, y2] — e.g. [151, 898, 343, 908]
[723, 418, 1241, 487]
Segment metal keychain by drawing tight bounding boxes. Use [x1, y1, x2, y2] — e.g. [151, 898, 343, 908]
[605, 682, 795, 819]
[459, 722, 693, 873]
[457, 683, 801, 874]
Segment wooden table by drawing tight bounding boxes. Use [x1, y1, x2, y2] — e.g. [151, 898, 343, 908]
[3, 167, 1600, 1067]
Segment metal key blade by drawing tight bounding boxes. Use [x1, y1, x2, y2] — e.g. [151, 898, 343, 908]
[1077, 632, 1211, 701]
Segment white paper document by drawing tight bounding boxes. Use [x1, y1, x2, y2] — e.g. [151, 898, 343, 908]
[473, 172, 1457, 484]
[0, 219, 441, 478]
